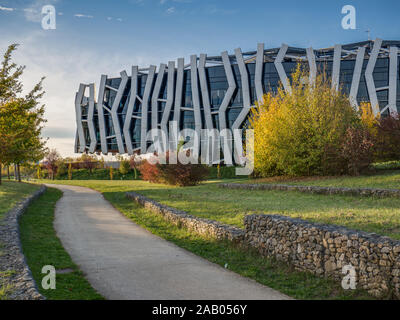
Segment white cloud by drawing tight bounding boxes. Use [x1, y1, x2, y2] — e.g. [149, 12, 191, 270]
[107, 16, 112, 20]
[166, 6, 175, 14]
[74, 14, 94, 19]
[0, 31, 165, 157]
[0, 6, 14, 11]
[24, 0, 58, 23]
[206, 5, 237, 15]
[116, 18, 123, 22]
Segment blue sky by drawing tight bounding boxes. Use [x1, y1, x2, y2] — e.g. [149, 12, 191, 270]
[1, 0, 399, 156]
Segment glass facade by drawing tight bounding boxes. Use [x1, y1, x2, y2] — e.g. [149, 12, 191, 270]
[76, 40, 400, 154]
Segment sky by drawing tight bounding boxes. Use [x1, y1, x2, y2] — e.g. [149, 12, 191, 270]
[0, 0, 399, 157]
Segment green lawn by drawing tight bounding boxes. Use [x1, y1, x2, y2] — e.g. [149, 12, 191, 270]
[19, 187, 103, 300]
[38, 179, 374, 299]
[0, 181, 39, 220]
[39, 178, 400, 240]
[0, 270, 14, 300]
[242, 169, 400, 189]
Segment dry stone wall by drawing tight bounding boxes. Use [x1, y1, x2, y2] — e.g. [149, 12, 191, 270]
[220, 183, 400, 198]
[126, 192, 244, 243]
[245, 214, 400, 298]
[127, 190, 400, 298]
[0, 185, 46, 300]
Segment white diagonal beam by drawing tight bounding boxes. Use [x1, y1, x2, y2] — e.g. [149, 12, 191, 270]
[97, 74, 108, 154]
[365, 38, 383, 115]
[255, 43, 264, 104]
[198, 53, 213, 130]
[387, 46, 398, 115]
[151, 63, 167, 129]
[75, 83, 86, 153]
[219, 51, 236, 130]
[124, 66, 138, 155]
[306, 47, 317, 86]
[161, 61, 175, 137]
[190, 54, 202, 135]
[332, 44, 342, 91]
[232, 48, 251, 130]
[140, 65, 156, 153]
[173, 58, 184, 128]
[274, 44, 291, 93]
[349, 47, 366, 110]
[111, 70, 128, 154]
[88, 83, 97, 153]
[74, 129, 79, 153]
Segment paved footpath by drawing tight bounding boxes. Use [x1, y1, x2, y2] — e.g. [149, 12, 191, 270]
[47, 184, 290, 300]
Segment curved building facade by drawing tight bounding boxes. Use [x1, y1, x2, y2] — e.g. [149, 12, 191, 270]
[75, 38, 400, 155]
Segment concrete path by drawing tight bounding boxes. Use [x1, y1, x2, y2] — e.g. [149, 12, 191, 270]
[48, 184, 290, 300]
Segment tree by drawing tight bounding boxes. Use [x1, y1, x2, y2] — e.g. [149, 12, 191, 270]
[79, 153, 97, 173]
[129, 154, 140, 180]
[249, 65, 366, 177]
[68, 162, 72, 180]
[44, 149, 61, 180]
[0, 44, 47, 184]
[37, 165, 42, 179]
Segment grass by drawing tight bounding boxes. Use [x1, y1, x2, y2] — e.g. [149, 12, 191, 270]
[0, 271, 15, 300]
[242, 169, 400, 189]
[19, 187, 103, 300]
[36, 178, 400, 299]
[83, 184, 375, 300]
[0, 180, 39, 220]
[54, 168, 138, 180]
[39, 179, 400, 240]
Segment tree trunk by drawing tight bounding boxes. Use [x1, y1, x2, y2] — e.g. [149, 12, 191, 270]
[0, 163, 2, 185]
[7, 166, 10, 180]
[14, 164, 17, 181]
[17, 164, 21, 182]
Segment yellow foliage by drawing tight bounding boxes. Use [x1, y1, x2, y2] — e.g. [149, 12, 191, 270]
[359, 102, 379, 138]
[249, 64, 361, 177]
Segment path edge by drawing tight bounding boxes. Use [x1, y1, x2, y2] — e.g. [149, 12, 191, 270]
[0, 184, 46, 300]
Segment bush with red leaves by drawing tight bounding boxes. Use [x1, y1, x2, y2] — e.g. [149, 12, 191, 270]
[138, 157, 160, 183]
[138, 151, 209, 186]
[375, 114, 400, 162]
[340, 126, 374, 176]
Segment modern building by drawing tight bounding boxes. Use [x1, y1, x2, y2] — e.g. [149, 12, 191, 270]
[75, 38, 400, 155]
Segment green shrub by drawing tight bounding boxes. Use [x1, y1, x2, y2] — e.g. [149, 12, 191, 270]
[207, 166, 239, 179]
